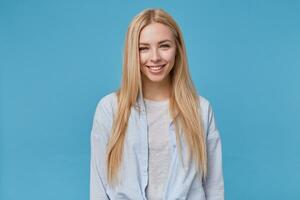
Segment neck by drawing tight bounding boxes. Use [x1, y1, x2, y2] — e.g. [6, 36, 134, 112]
[142, 76, 171, 101]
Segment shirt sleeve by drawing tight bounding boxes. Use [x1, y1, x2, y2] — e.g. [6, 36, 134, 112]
[90, 100, 112, 200]
[203, 102, 225, 200]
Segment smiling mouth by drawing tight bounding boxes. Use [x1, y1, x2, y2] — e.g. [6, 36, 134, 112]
[146, 64, 166, 70]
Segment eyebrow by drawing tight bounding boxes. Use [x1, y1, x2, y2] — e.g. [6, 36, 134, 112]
[139, 39, 173, 45]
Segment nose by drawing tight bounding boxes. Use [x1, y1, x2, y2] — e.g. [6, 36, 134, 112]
[150, 48, 161, 62]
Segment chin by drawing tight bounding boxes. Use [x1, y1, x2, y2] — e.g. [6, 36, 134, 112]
[145, 75, 168, 83]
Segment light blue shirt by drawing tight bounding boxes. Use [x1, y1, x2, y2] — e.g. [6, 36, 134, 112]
[90, 92, 224, 200]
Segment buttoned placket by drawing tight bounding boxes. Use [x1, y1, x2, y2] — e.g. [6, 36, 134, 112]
[136, 93, 149, 200]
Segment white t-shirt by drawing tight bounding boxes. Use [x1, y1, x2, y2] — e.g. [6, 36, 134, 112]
[144, 98, 172, 200]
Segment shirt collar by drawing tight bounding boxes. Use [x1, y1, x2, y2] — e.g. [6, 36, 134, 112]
[134, 90, 146, 113]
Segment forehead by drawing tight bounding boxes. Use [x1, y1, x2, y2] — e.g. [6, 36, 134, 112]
[139, 23, 174, 43]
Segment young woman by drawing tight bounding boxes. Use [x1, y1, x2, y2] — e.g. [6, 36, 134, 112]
[90, 8, 224, 200]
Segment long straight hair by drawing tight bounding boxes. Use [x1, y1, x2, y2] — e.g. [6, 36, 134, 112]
[106, 8, 207, 186]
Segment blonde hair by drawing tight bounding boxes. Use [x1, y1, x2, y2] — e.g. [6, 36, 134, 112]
[106, 8, 207, 186]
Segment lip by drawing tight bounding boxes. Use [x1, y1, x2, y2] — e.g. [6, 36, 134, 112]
[146, 64, 166, 68]
[145, 64, 166, 74]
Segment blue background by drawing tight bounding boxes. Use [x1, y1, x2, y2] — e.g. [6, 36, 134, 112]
[1, 0, 299, 199]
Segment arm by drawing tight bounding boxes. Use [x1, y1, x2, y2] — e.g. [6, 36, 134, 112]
[90, 100, 112, 200]
[203, 102, 224, 200]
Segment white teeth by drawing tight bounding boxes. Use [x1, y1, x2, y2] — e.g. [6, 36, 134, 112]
[151, 66, 161, 69]
[148, 65, 164, 70]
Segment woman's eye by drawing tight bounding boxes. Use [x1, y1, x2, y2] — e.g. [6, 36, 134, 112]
[139, 47, 148, 51]
[160, 44, 170, 48]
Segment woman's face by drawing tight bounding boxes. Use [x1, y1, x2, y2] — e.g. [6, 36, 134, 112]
[139, 23, 176, 84]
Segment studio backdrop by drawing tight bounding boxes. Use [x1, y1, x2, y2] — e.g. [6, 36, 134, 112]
[1, 0, 299, 199]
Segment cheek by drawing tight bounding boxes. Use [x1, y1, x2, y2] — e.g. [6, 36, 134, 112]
[162, 50, 176, 63]
[139, 53, 148, 65]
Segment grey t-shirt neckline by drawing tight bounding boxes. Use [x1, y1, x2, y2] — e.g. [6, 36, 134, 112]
[143, 97, 172, 199]
[144, 98, 169, 112]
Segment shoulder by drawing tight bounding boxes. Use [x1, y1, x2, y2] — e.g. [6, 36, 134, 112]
[96, 92, 118, 112]
[198, 95, 211, 115]
[93, 92, 118, 123]
[198, 95, 217, 137]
